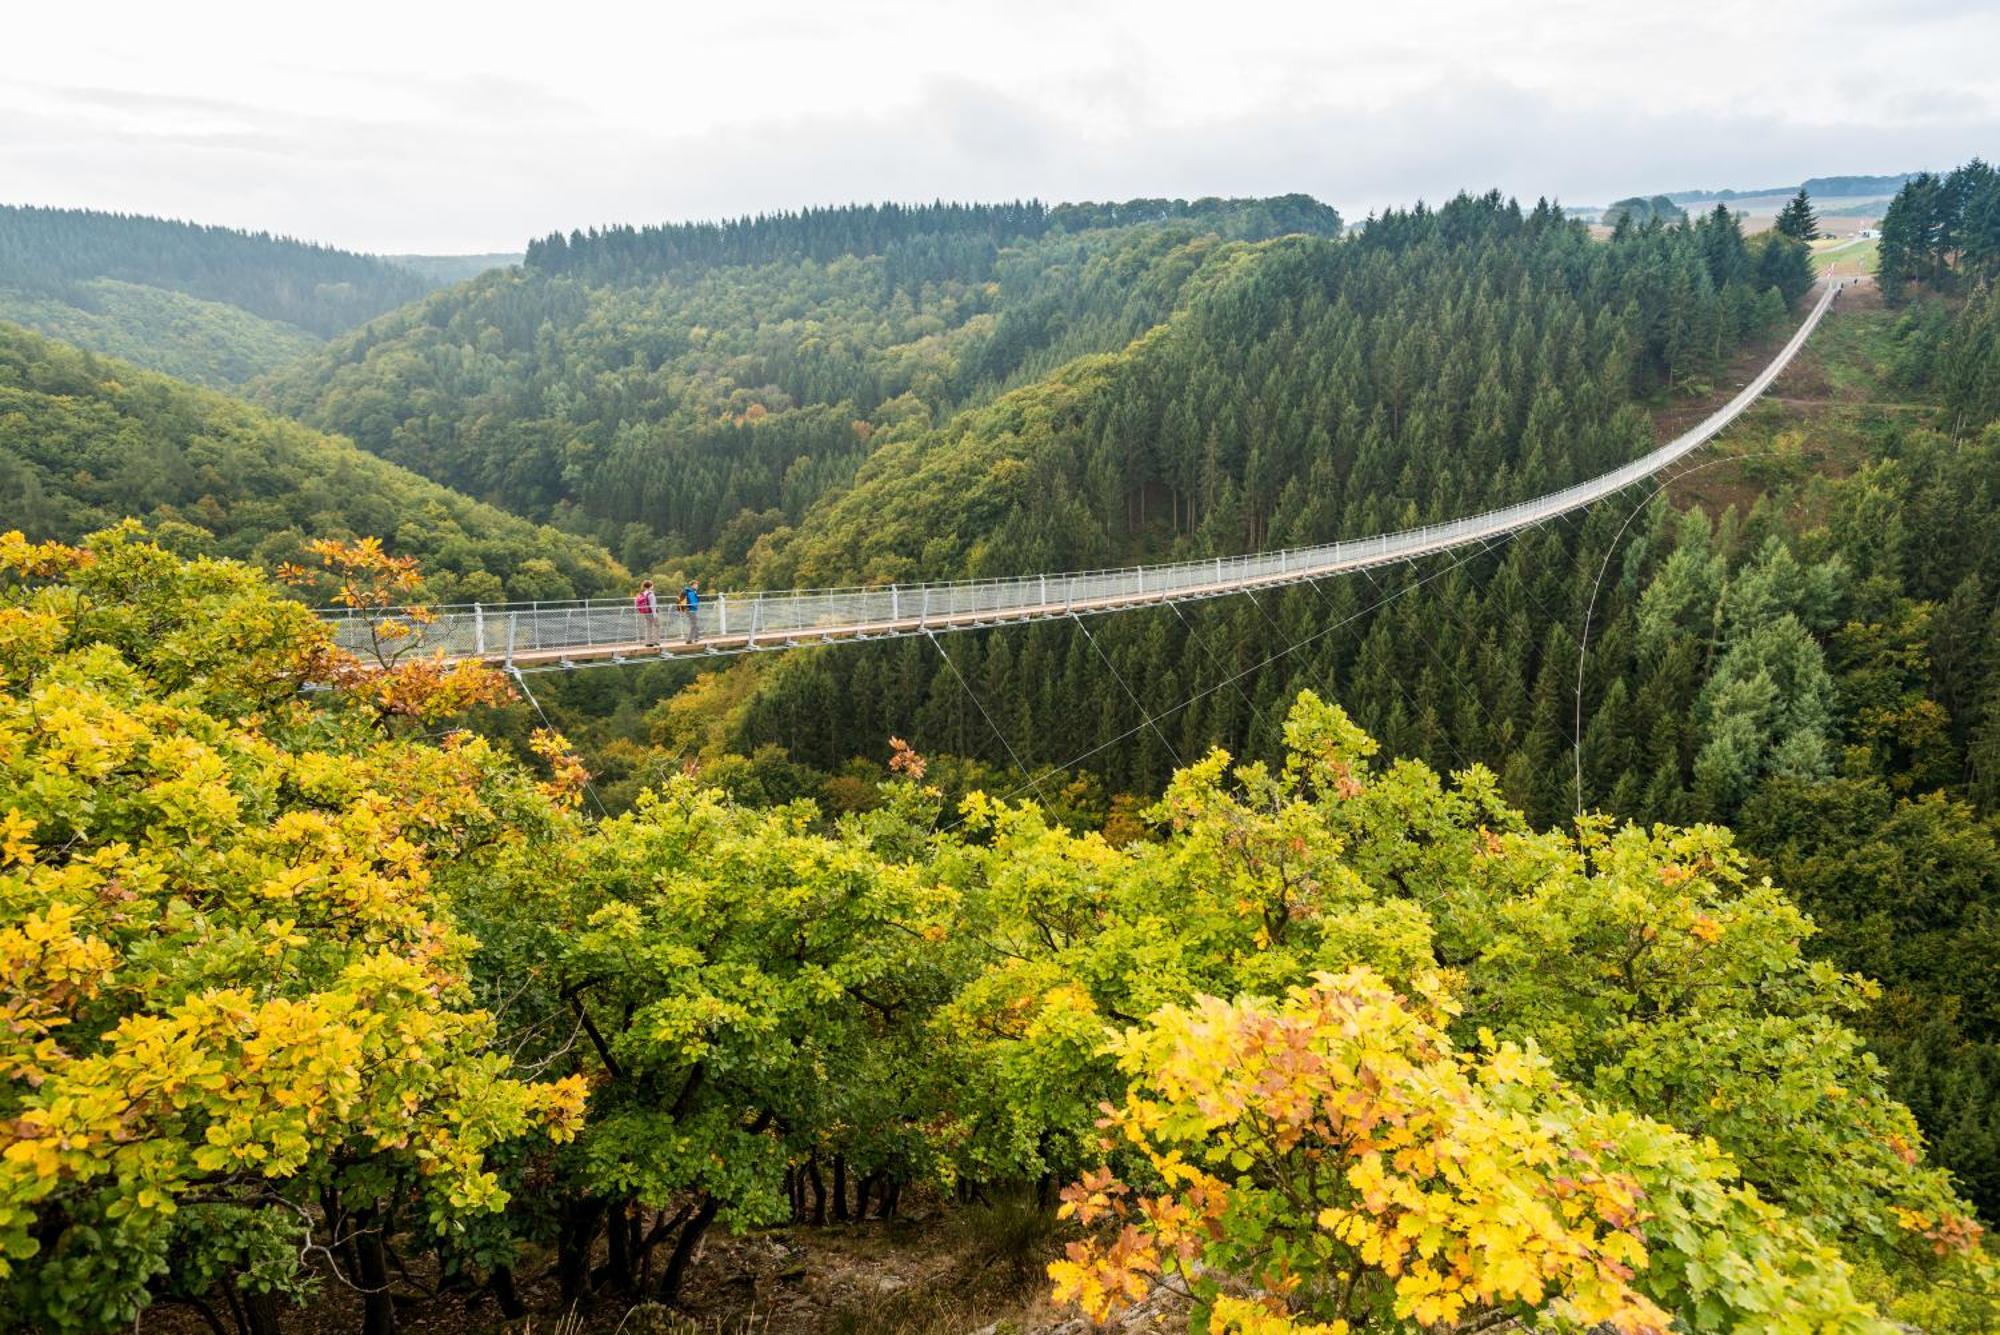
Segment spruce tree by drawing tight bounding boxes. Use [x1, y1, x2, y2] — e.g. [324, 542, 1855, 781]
[1774, 188, 1820, 241]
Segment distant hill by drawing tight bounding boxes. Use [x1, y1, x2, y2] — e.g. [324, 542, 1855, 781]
[0, 279, 320, 387]
[1666, 173, 1918, 204]
[0, 206, 429, 335]
[384, 253, 524, 284]
[258, 196, 1346, 569]
[0, 207, 512, 387]
[523, 195, 1341, 279]
[0, 322, 626, 604]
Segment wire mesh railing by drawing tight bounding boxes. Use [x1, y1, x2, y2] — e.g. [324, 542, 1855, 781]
[319, 281, 1839, 668]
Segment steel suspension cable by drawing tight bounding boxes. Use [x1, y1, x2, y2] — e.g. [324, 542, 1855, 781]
[924, 628, 1052, 806]
[1070, 610, 1186, 771]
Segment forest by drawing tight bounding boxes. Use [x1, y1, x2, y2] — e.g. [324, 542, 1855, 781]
[0, 530, 1991, 1334]
[0, 208, 456, 387]
[255, 197, 1346, 566]
[3, 170, 2000, 1332]
[0, 324, 627, 604]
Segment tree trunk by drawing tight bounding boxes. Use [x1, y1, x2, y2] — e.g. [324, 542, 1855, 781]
[857, 1170, 887, 1220]
[241, 1288, 286, 1335]
[806, 1156, 827, 1226]
[352, 1208, 396, 1335]
[832, 1154, 849, 1222]
[852, 1171, 875, 1221]
[321, 1189, 359, 1287]
[556, 1197, 604, 1305]
[489, 1265, 527, 1320]
[657, 1196, 720, 1305]
[605, 1198, 634, 1293]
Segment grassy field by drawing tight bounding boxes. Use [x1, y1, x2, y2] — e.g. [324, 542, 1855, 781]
[1812, 235, 1877, 278]
[1668, 286, 1932, 520]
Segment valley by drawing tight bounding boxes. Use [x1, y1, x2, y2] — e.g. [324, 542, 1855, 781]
[4, 160, 2000, 1335]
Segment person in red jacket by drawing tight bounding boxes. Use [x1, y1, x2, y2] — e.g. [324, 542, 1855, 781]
[634, 580, 660, 645]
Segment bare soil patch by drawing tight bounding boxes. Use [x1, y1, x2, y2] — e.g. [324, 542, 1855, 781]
[140, 1196, 1076, 1335]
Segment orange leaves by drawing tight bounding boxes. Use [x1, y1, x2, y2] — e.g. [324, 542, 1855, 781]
[0, 530, 93, 581]
[888, 735, 927, 780]
[322, 652, 515, 724]
[529, 728, 591, 808]
[305, 536, 425, 612]
[1051, 969, 1678, 1334]
[1891, 1205, 1985, 1257]
[1057, 1164, 1129, 1225]
[1049, 1223, 1162, 1323]
[294, 534, 509, 724]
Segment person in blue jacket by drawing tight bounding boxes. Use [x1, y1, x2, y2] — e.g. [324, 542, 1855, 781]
[678, 579, 701, 643]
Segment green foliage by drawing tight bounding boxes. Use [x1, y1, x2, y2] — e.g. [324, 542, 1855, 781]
[0, 323, 627, 602]
[0, 282, 320, 387]
[3, 536, 1991, 1328]
[0, 529, 585, 1332]
[1878, 160, 2000, 301]
[1777, 188, 1822, 242]
[0, 204, 431, 337]
[259, 199, 1341, 554]
[1055, 971, 1889, 1333]
[1895, 284, 2000, 437]
[1601, 194, 1688, 226]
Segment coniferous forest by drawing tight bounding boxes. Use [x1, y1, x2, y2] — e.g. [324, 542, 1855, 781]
[0, 209, 480, 388]
[4, 169, 2000, 1334]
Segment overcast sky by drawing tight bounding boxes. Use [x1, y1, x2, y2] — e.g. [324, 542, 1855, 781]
[4, 0, 1995, 254]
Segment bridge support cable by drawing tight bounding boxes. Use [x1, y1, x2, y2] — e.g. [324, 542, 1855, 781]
[941, 533, 1523, 832]
[1568, 446, 1790, 818]
[506, 666, 610, 820]
[323, 283, 1840, 674]
[923, 628, 1052, 807]
[1069, 611, 1186, 772]
[1166, 597, 1276, 750]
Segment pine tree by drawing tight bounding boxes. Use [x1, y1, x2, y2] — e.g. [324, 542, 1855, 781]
[1774, 188, 1819, 242]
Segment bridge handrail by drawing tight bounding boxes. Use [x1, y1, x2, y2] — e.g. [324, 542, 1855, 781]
[318, 281, 1837, 662]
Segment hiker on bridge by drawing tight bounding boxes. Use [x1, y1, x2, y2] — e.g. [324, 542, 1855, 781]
[679, 579, 701, 643]
[635, 579, 660, 645]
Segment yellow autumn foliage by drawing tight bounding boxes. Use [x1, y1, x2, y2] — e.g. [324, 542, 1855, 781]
[0, 529, 586, 1331]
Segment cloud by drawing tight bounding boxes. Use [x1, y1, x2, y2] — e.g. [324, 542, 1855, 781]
[3, 11, 1996, 253]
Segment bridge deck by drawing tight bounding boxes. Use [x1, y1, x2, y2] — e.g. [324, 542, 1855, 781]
[322, 280, 1847, 673]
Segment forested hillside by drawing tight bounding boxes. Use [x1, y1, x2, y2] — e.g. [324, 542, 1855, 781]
[0, 324, 625, 602]
[0, 280, 321, 387]
[652, 198, 1999, 1233]
[7, 170, 2000, 1330]
[254, 197, 1344, 566]
[1, 532, 1989, 1332]
[0, 207, 442, 385]
[749, 194, 1811, 586]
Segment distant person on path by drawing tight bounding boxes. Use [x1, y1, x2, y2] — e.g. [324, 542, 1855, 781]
[634, 579, 659, 645]
[680, 579, 701, 643]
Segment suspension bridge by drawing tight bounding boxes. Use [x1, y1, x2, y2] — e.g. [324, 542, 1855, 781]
[322, 279, 1845, 673]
